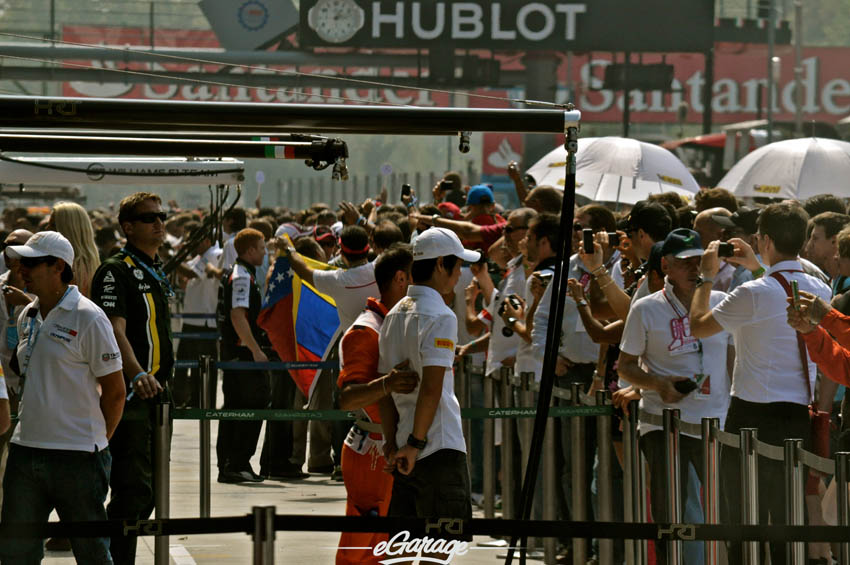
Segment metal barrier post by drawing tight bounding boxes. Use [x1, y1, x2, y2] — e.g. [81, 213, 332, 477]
[663, 408, 683, 565]
[622, 401, 635, 565]
[837, 452, 850, 565]
[252, 506, 275, 564]
[154, 402, 171, 565]
[702, 418, 720, 565]
[500, 367, 515, 521]
[520, 371, 535, 478]
[784, 439, 805, 565]
[458, 356, 472, 455]
[570, 382, 587, 565]
[483, 372, 495, 519]
[543, 400, 557, 564]
[200, 355, 212, 518]
[626, 399, 646, 565]
[596, 390, 613, 565]
[740, 428, 759, 565]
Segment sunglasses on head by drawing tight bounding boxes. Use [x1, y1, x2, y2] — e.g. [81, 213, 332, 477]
[504, 224, 529, 235]
[19, 256, 53, 268]
[131, 212, 167, 224]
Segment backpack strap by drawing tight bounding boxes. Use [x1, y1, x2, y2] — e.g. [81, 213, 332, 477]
[770, 271, 812, 402]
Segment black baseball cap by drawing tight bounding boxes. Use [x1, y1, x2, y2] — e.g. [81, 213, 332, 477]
[646, 241, 665, 276]
[661, 228, 704, 259]
[711, 206, 760, 235]
[627, 201, 673, 236]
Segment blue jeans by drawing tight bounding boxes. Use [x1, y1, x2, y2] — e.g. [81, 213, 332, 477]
[0, 444, 113, 565]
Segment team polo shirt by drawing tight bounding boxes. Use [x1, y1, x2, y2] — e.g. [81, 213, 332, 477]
[337, 298, 388, 425]
[219, 259, 267, 358]
[484, 255, 526, 377]
[378, 284, 465, 460]
[711, 260, 831, 405]
[91, 243, 173, 383]
[12, 286, 122, 452]
[620, 279, 731, 437]
[313, 262, 377, 333]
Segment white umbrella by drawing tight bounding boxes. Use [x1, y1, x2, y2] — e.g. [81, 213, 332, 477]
[718, 137, 850, 200]
[525, 136, 700, 205]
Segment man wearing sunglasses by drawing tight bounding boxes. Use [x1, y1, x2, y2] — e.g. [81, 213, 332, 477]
[91, 192, 174, 565]
[0, 231, 124, 564]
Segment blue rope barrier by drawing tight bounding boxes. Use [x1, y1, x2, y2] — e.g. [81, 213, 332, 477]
[173, 332, 220, 340]
[215, 361, 338, 371]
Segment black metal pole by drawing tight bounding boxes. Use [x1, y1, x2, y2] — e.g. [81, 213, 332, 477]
[0, 133, 347, 160]
[623, 52, 631, 138]
[0, 95, 565, 135]
[702, 47, 715, 135]
[504, 107, 581, 565]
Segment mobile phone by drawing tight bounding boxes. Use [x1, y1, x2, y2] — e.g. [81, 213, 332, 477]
[607, 232, 620, 247]
[717, 242, 734, 258]
[674, 379, 698, 394]
[537, 272, 554, 286]
[401, 183, 411, 198]
[582, 228, 594, 254]
[791, 280, 800, 309]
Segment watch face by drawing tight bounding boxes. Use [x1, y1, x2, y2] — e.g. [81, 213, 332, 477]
[308, 0, 365, 44]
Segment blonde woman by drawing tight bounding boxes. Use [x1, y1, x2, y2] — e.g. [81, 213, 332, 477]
[48, 202, 100, 297]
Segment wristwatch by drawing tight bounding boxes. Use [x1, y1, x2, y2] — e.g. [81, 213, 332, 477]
[577, 299, 588, 308]
[431, 214, 440, 224]
[407, 433, 427, 450]
[695, 275, 714, 287]
[506, 316, 518, 328]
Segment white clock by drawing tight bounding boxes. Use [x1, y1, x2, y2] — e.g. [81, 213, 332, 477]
[307, 0, 365, 44]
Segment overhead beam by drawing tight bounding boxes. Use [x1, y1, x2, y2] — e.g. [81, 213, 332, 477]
[0, 95, 566, 135]
[0, 66, 523, 89]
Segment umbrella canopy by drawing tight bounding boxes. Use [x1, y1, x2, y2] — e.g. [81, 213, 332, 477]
[526, 136, 700, 205]
[718, 137, 850, 200]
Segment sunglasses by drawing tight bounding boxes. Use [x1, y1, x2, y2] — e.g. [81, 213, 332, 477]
[504, 224, 529, 235]
[131, 212, 167, 224]
[19, 256, 53, 268]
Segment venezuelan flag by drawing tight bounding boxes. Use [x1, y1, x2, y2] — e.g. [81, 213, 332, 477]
[258, 251, 340, 399]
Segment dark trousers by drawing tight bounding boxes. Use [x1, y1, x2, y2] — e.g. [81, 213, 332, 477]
[259, 367, 295, 476]
[1, 444, 112, 565]
[107, 401, 156, 565]
[216, 347, 270, 473]
[640, 430, 704, 565]
[173, 323, 218, 408]
[721, 396, 810, 565]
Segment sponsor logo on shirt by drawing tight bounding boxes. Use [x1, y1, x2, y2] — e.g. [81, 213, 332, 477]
[434, 338, 454, 350]
[138, 283, 151, 292]
[53, 324, 78, 337]
[133, 269, 144, 280]
[103, 271, 115, 283]
[102, 352, 120, 361]
[101, 295, 117, 300]
[102, 301, 116, 308]
[102, 284, 115, 293]
[49, 331, 71, 343]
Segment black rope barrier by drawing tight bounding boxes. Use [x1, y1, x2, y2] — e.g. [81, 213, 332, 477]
[3, 515, 849, 543]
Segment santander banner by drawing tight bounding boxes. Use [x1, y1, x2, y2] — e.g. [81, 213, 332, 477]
[62, 26, 850, 126]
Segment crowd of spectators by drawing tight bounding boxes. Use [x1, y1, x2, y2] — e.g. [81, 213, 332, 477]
[0, 165, 849, 564]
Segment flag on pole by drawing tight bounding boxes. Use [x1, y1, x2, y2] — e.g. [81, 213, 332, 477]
[257, 251, 340, 400]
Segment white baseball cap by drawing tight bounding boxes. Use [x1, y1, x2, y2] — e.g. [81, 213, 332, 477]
[413, 227, 481, 263]
[7, 231, 75, 266]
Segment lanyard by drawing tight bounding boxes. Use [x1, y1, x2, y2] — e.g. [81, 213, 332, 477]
[122, 247, 175, 298]
[20, 285, 72, 380]
[662, 288, 704, 375]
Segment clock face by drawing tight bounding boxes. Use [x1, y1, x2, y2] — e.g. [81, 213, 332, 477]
[308, 0, 365, 44]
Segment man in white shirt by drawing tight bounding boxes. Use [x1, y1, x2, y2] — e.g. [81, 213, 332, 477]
[379, 227, 479, 546]
[690, 202, 832, 565]
[619, 228, 733, 565]
[174, 222, 222, 407]
[0, 231, 124, 563]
